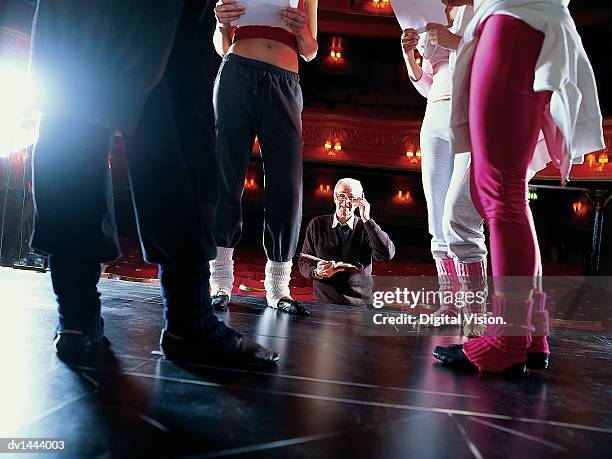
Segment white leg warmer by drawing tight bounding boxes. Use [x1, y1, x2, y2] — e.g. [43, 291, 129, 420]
[264, 260, 292, 308]
[209, 247, 234, 299]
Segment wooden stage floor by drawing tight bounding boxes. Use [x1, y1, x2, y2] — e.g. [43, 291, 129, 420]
[0, 268, 611, 458]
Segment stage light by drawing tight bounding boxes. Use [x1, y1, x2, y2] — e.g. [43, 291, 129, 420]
[405, 145, 421, 165]
[324, 140, 342, 159]
[0, 64, 40, 158]
[572, 201, 586, 216]
[396, 190, 412, 203]
[318, 183, 332, 196]
[371, 0, 390, 9]
[329, 36, 344, 63]
[244, 177, 257, 190]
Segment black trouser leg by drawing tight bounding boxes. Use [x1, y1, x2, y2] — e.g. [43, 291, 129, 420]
[127, 3, 232, 337]
[31, 115, 116, 343]
[49, 256, 104, 343]
[125, 7, 219, 265]
[158, 263, 237, 344]
[258, 70, 303, 262]
[31, 115, 118, 260]
[211, 56, 257, 248]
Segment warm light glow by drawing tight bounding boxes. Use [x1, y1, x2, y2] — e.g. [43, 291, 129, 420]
[587, 153, 596, 168]
[528, 191, 538, 201]
[573, 201, 586, 215]
[318, 183, 332, 195]
[405, 145, 421, 164]
[396, 190, 412, 203]
[329, 36, 344, 63]
[325, 140, 342, 158]
[244, 177, 257, 190]
[371, 0, 390, 8]
[586, 151, 608, 172]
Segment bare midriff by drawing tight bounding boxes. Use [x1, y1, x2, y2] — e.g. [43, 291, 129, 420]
[229, 38, 299, 73]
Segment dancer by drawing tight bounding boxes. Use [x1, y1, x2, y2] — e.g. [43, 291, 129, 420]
[402, 4, 488, 333]
[433, 0, 604, 376]
[209, 0, 318, 315]
[30, 0, 278, 364]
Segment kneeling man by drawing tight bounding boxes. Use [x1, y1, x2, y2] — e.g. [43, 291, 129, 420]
[299, 178, 395, 305]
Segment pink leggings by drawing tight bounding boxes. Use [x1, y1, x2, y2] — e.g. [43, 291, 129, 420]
[469, 15, 551, 281]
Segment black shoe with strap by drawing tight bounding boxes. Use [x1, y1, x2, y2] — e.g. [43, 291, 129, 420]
[159, 329, 279, 365]
[276, 298, 310, 316]
[433, 344, 526, 379]
[211, 294, 230, 312]
[527, 352, 549, 369]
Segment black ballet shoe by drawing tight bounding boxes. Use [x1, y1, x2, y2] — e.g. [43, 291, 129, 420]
[275, 298, 310, 316]
[527, 352, 549, 369]
[433, 344, 478, 372]
[54, 332, 111, 362]
[159, 329, 279, 365]
[211, 294, 230, 312]
[433, 344, 527, 379]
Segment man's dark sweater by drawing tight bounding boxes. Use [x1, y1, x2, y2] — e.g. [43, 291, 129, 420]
[299, 214, 395, 306]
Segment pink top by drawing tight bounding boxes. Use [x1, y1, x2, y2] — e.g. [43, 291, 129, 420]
[411, 45, 452, 104]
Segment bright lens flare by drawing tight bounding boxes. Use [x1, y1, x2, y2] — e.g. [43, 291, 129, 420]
[0, 65, 40, 158]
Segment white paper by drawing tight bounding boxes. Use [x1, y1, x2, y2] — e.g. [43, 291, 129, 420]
[390, 0, 448, 33]
[234, 0, 300, 31]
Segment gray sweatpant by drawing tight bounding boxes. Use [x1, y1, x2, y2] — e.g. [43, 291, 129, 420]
[212, 53, 304, 262]
[420, 100, 487, 263]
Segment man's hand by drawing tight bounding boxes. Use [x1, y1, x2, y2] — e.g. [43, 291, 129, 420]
[215, 0, 245, 27]
[314, 260, 345, 279]
[281, 7, 309, 36]
[425, 23, 462, 51]
[355, 197, 371, 222]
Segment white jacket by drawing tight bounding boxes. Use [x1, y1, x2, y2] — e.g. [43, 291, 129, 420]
[450, 0, 605, 184]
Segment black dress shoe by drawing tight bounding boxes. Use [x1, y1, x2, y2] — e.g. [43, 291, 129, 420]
[433, 344, 526, 378]
[433, 344, 478, 372]
[211, 294, 230, 312]
[527, 352, 549, 369]
[53, 332, 111, 361]
[159, 329, 279, 365]
[276, 298, 310, 316]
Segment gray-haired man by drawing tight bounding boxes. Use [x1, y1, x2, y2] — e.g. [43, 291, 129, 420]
[299, 178, 396, 306]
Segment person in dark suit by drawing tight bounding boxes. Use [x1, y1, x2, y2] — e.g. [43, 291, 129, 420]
[29, 0, 277, 364]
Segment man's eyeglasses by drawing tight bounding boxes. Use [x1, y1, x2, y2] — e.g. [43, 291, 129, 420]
[335, 193, 360, 202]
